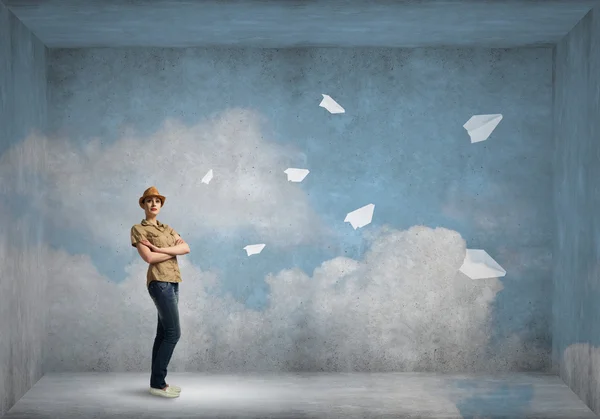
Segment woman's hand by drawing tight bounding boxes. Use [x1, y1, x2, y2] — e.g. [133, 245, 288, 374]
[140, 240, 160, 252]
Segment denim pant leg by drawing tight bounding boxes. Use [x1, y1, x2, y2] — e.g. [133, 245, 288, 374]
[148, 281, 180, 389]
[151, 314, 164, 371]
[151, 285, 180, 366]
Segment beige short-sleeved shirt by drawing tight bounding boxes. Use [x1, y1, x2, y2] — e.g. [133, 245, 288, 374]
[130, 219, 182, 287]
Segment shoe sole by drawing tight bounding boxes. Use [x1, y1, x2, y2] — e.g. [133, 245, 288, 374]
[149, 388, 180, 398]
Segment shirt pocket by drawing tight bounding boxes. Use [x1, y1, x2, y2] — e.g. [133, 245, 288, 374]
[167, 230, 177, 246]
[145, 231, 163, 246]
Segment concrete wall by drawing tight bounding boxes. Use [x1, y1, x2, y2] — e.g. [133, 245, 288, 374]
[553, 6, 600, 415]
[0, 2, 47, 418]
[0, 46, 554, 376]
[17, 46, 554, 375]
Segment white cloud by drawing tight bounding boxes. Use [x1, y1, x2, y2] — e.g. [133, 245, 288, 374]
[0, 109, 333, 254]
[27, 224, 547, 373]
[0, 119, 548, 373]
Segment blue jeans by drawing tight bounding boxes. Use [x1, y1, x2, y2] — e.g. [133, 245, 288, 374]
[147, 281, 180, 389]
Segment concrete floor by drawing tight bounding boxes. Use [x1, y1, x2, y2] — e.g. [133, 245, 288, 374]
[2, 372, 597, 418]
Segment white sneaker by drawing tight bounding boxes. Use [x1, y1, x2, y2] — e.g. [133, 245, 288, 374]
[149, 386, 180, 398]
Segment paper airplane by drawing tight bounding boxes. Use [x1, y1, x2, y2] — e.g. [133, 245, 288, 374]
[243, 244, 266, 256]
[463, 114, 503, 143]
[344, 204, 375, 229]
[284, 168, 310, 182]
[319, 94, 345, 114]
[459, 249, 506, 279]
[201, 169, 213, 184]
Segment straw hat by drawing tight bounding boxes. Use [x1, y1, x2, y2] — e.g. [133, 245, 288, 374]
[139, 186, 166, 209]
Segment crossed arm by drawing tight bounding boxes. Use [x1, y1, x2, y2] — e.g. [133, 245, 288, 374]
[137, 234, 190, 264]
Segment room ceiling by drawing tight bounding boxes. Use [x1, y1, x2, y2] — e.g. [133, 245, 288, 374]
[3, 0, 599, 48]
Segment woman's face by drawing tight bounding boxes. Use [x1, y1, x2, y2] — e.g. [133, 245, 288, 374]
[144, 196, 162, 217]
